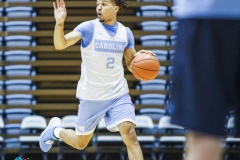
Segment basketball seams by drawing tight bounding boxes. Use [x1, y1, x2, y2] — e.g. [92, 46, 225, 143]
[132, 65, 159, 71]
[131, 53, 160, 81]
[133, 59, 159, 63]
[132, 59, 160, 71]
[132, 68, 152, 81]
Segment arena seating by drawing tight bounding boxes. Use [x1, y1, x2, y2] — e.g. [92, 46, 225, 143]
[0, 0, 180, 159]
[0, 0, 174, 109]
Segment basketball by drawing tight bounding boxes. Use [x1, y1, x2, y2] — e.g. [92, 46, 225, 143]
[131, 53, 160, 81]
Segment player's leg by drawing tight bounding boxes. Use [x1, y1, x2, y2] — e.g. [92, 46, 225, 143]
[39, 117, 94, 152]
[119, 121, 143, 160]
[59, 129, 93, 150]
[185, 131, 224, 160]
[105, 94, 143, 160]
[40, 97, 109, 152]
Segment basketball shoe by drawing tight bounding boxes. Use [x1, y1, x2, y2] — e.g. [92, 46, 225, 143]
[39, 117, 61, 152]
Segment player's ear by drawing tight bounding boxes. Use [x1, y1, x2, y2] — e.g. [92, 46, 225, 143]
[115, 5, 119, 13]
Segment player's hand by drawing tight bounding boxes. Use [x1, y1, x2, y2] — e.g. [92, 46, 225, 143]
[134, 49, 156, 57]
[53, 0, 67, 25]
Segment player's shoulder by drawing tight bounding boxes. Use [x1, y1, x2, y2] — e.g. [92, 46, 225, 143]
[76, 20, 94, 30]
[81, 20, 94, 26]
[125, 26, 133, 35]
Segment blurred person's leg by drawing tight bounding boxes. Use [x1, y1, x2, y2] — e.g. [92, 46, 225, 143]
[186, 132, 224, 160]
[171, 18, 240, 160]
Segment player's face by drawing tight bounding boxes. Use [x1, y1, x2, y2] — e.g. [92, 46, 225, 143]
[96, 0, 119, 23]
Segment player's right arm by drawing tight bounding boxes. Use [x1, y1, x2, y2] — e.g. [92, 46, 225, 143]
[53, 0, 81, 50]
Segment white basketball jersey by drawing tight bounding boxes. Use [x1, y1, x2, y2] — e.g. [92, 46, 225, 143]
[76, 19, 129, 100]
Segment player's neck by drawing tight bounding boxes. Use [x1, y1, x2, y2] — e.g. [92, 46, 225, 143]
[102, 17, 117, 26]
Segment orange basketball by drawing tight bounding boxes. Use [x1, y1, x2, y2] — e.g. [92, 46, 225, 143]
[131, 53, 160, 81]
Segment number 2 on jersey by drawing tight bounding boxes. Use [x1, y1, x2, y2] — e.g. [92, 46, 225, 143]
[106, 57, 115, 69]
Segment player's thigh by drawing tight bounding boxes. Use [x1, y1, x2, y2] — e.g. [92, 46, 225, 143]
[76, 98, 111, 135]
[105, 94, 136, 132]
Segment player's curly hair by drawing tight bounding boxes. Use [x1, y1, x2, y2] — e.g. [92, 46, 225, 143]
[113, 0, 128, 11]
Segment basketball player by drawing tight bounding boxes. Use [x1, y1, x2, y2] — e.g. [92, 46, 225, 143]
[171, 0, 240, 160]
[39, 0, 155, 159]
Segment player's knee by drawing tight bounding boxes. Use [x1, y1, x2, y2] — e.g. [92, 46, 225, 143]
[72, 138, 88, 150]
[73, 142, 88, 150]
[123, 128, 138, 146]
